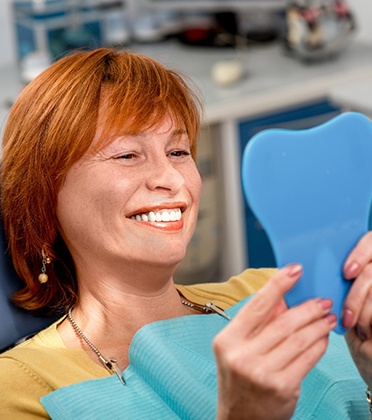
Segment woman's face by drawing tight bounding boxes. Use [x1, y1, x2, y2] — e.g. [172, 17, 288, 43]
[56, 116, 202, 274]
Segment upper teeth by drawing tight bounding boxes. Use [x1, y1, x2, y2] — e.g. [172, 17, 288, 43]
[131, 209, 182, 222]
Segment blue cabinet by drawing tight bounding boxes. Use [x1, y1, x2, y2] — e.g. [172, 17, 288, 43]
[239, 99, 341, 268]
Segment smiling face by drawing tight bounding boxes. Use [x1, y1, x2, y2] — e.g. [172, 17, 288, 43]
[56, 115, 202, 278]
[2, 48, 203, 312]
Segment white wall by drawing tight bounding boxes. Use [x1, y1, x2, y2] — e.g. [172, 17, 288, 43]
[350, 0, 372, 44]
[0, 0, 16, 68]
[0, 0, 371, 69]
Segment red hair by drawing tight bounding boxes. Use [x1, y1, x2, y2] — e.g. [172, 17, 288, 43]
[1, 48, 203, 314]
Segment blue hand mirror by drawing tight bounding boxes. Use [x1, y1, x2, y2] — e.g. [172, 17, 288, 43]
[241, 112, 372, 334]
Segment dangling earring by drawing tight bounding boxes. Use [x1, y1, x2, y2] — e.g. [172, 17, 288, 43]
[39, 249, 51, 284]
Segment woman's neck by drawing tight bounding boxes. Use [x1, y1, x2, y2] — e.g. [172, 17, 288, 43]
[57, 270, 192, 371]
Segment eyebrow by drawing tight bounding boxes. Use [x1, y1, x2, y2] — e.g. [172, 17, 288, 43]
[124, 129, 188, 138]
[171, 129, 188, 136]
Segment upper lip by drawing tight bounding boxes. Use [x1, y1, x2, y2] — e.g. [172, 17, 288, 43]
[126, 202, 187, 218]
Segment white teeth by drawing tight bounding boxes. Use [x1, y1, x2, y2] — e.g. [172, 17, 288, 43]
[131, 208, 182, 223]
[162, 212, 170, 222]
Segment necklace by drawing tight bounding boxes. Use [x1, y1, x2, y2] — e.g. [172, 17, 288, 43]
[67, 300, 230, 386]
[67, 307, 126, 385]
[180, 300, 231, 320]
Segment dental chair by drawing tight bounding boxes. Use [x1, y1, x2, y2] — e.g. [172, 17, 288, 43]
[0, 219, 57, 352]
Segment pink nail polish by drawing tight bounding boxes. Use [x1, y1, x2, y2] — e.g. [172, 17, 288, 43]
[324, 313, 337, 325]
[318, 298, 333, 311]
[344, 262, 359, 278]
[286, 264, 303, 277]
[342, 309, 354, 329]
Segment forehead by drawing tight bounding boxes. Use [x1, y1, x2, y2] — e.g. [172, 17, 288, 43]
[92, 103, 189, 149]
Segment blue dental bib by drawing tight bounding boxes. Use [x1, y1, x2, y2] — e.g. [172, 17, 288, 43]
[41, 297, 366, 419]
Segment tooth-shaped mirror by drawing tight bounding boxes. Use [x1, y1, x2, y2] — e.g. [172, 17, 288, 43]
[241, 112, 372, 334]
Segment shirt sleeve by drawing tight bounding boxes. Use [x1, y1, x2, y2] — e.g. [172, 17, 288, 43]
[0, 356, 52, 419]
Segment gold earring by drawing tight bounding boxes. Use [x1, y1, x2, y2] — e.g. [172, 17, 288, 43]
[38, 249, 51, 284]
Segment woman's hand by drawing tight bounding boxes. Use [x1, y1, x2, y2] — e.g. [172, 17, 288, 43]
[342, 231, 372, 386]
[213, 264, 336, 420]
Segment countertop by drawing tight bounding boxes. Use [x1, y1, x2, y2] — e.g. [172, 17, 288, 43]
[2, 40, 372, 128]
[329, 79, 372, 115]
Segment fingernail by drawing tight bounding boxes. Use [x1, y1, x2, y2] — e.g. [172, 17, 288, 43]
[285, 264, 303, 277]
[342, 309, 354, 329]
[317, 298, 333, 311]
[324, 313, 337, 325]
[344, 262, 359, 278]
[356, 325, 367, 341]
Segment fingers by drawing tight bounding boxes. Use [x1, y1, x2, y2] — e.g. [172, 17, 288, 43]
[273, 334, 330, 388]
[343, 232, 372, 280]
[213, 298, 333, 414]
[225, 299, 335, 381]
[219, 333, 330, 407]
[226, 264, 302, 339]
[347, 284, 372, 340]
[260, 311, 335, 372]
[343, 264, 372, 328]
[214, 265, 335, 380]
[213, 265, 335, 419]
[345, 327, 361, 352]
[342, 232, 372, 330]
[345, 328, 372, 387]
[252, 335, 330, 396]
[359, 297, 372, 341]
[250, 297, 335, 356]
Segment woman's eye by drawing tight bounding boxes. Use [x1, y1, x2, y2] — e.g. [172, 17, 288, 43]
[114, 153, 136, 160]
[170, 150, 191, 157]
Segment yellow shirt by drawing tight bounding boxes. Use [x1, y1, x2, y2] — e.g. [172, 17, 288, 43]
[0, 268, 274, 419]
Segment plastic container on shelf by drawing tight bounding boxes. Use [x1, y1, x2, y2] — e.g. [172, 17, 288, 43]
[12, 0, 126, 82]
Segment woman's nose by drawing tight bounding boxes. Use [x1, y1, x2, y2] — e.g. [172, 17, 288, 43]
[145, 157, 185, 193]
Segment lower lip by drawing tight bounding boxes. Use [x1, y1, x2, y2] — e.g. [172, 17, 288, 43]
[133, 219, 184, 232]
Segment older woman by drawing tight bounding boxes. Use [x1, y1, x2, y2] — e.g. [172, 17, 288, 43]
[1, 48, 372, 419]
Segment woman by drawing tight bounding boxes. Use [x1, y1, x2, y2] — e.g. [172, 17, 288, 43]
[0, 48, 372, 419]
